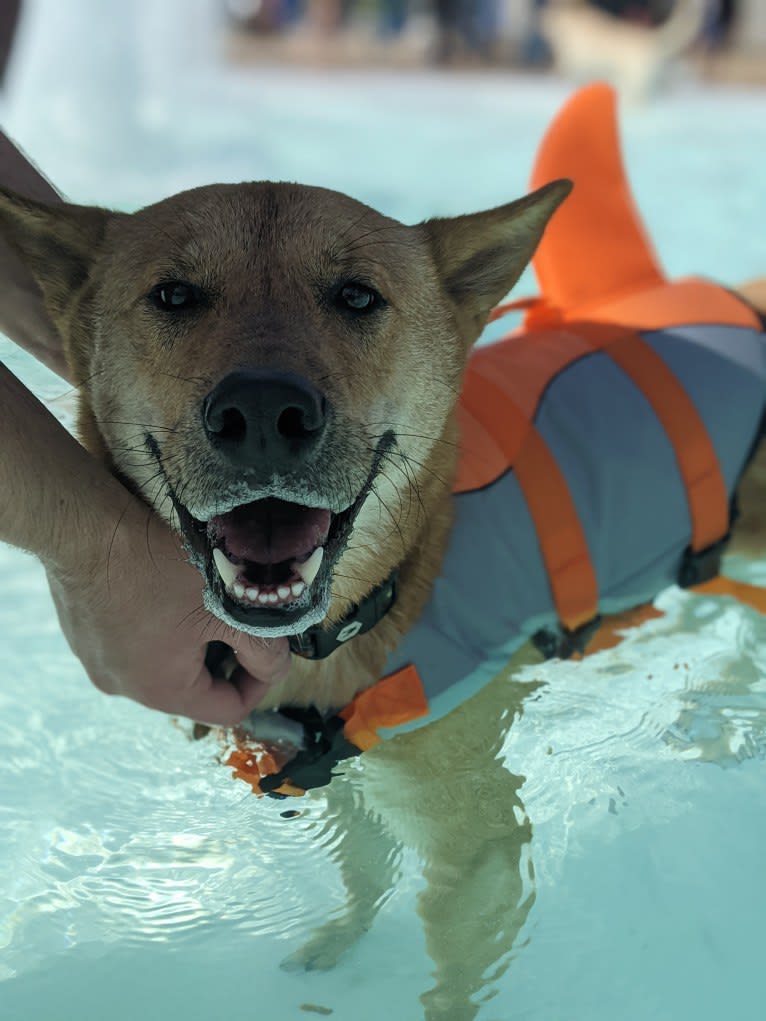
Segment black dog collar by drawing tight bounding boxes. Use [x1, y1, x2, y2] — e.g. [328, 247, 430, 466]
[288, 571, 398, 660]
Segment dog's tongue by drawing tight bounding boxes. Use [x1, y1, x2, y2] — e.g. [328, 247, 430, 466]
[209, 498, 331, 564]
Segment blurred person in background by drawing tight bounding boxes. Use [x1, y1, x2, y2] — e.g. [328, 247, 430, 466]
[433, 0, 502, 63]
[520, 0, 554, 66]
[379, 0, 409, 38]
[703, 0, 738, 47]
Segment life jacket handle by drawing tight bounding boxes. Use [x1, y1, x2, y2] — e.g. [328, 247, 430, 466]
[489, 295, 564, 330]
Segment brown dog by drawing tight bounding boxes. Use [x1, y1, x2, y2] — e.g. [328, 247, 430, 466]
[0, 176, 570, 707]
[2, 173, 766, 1017]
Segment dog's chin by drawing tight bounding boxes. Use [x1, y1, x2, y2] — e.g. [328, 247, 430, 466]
[202, 581, 332, 638]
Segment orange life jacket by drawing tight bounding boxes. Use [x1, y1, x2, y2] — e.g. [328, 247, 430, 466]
[228, 84, 766, 798]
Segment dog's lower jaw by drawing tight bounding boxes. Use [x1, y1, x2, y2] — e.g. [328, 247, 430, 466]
[202, 581, 332, 639]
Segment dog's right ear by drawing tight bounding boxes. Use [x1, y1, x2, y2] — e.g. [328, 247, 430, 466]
[424, 179, 572, 340]
[0, 188, 114, 327]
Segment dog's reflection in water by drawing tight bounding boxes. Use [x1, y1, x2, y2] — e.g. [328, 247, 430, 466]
[284, 647, 543, 1021]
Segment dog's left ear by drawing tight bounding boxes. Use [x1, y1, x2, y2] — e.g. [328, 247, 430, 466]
[0, 188, 114, 327]
[424, 179, 572, 338]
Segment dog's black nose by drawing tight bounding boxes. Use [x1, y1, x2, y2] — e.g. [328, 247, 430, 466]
[203, 370, 328, 471]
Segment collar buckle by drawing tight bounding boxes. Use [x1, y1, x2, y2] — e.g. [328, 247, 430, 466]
[288, 572, 398, 660]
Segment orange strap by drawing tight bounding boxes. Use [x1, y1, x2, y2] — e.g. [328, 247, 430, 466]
[692, 576, 766, 614]
[513, 426, 599, 631]
[581, 576, 766, 657]
[340, 664, 429, 750]
[460, 366, 599, 631]
[603, 331, 730, 552]
[226, 744, 306, 798]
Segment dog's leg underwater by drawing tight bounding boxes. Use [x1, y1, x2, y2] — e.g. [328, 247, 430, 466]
[280, 779, 402, 973]
[357, 646, 544, 1020]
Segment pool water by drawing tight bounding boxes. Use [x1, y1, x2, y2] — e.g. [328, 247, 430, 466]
[2, 3, 766, 1019]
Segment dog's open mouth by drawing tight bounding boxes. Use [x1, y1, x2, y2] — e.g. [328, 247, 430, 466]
[146, 430, 396, 636]
[203, 496, 353, 629]
[210, 499, 329, 609]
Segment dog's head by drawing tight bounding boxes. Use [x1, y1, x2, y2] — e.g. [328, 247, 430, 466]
[0, 179, 569, 638]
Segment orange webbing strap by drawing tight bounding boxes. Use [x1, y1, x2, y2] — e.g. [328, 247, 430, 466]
[513, 426, 599, 631]
[226, 745, 306, 798]
[691, 576, 766, 615]
[603, 330, 730, 553]
[580, 576, 766, 658]
[578, 603, 665, 657]
[460, 366, 599, 632]
[488, 296, 544, 321]
[340, 664, 429, 750]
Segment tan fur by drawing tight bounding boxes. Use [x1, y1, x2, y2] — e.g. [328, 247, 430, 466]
[1, 178, 764, 1019]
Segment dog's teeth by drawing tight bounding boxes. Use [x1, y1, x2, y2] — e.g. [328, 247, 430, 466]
[246, 586, 260, 602]
[213, 548, 239, 589]
[294, 547, 324, 588]
[257, 592, 270, 605]
[291, 580, 306, 597]
[233, 582, 246, 599]
[277, 585, 291, 599]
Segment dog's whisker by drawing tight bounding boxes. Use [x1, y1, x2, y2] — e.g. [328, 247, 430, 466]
[370, 483, 407, 552]
[331, 207, 382, 251]
[381, 453, 427, 522]
[393, 450, 452, 493]
[98, 419, 179, 434]
[334, 221, 418, 258]
[363, 425, 462, 450]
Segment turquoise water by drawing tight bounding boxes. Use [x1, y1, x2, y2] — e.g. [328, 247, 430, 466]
[2, 3, 766, 1019]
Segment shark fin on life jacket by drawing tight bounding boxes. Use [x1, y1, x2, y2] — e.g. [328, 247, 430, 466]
[529, 82, 666, 321]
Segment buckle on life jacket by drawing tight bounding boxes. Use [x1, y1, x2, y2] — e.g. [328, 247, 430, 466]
[677, 534, 730, 588]
[531, 615, 602, 660]
[257, 706, 362, 799]
[678, 496, 737, 588]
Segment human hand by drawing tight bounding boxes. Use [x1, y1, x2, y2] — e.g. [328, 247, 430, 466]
[46, 499, 291, 725]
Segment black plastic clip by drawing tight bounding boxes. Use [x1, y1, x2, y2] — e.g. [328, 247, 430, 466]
[677, 534, 730, 589]
[532, 614, 602, 661]
[258, 706, 362, 799]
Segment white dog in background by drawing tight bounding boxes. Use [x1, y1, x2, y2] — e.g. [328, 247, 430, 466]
[540, 0, 708, 101]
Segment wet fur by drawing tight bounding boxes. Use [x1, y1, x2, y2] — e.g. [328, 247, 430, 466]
[1, 182, 765, 1020]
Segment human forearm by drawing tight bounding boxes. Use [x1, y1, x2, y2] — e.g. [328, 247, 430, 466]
[0, 360, 290, 722]
[0, 131, 68, 379]
[0, 360, 131, 571]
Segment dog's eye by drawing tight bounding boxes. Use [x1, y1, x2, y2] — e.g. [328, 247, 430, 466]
[338, 282, 380, 313]
[149, 281, 199, 312]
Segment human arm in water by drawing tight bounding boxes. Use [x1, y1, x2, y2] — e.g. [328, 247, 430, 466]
[0, 132, 289, 723]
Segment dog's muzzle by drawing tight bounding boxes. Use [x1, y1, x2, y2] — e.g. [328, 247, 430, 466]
[145, 411, 397, 637]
